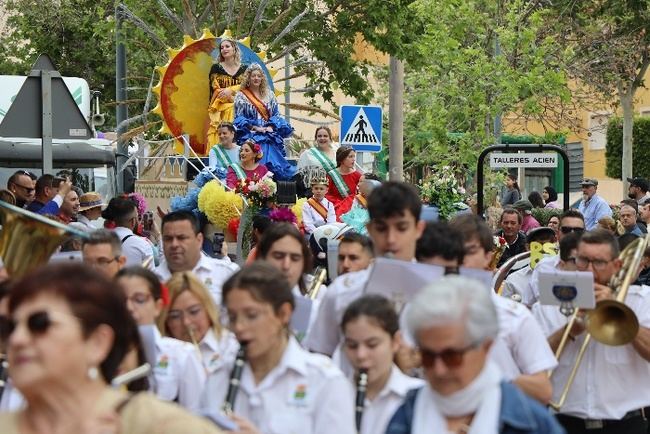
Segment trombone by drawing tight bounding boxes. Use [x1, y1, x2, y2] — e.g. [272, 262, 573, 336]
[549, 235, 647, 410]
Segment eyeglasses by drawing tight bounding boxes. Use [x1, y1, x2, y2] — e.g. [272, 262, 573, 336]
[167, 304, 204, 322]
[419, 343, 477, 369]
[84, 257, 119, 267]
[575, 255, 610, 271]
[126, 293, 153, 306]
[1, 311, 63, 340]
[560, 226, 585, 234]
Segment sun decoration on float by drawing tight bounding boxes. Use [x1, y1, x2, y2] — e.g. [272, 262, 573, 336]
[152, 29, 278, 156]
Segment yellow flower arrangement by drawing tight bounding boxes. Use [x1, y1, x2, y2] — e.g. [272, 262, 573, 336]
[198, 180, 244, 229]
[291, 198, 307, 224]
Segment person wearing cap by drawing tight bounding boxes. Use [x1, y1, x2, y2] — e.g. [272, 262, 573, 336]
[578, 178, 612, 230]
[512, 199, 540, 233]
[627, 177, 650, 204]
[302, 174, 336, 235]
[70, 191, 105, 232]
[502, 227, 557, 307]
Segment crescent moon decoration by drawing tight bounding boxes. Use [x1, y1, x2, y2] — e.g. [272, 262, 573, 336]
[152, 29, 277, 155]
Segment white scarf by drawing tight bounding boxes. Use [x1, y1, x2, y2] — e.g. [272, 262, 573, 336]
[413, 361, 502, 434]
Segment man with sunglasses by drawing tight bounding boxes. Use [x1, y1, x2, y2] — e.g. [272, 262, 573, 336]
[386, 276, 564, 434]
[6, 170, 36, 208]
[527, 210, 586, 305]
[578, 178, 612, 230]
[534, 230, 650, 434]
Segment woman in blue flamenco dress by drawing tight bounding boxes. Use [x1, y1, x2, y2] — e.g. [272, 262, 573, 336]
[233, 63, 296, 180]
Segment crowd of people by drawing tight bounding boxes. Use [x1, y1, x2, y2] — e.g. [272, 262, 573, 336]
[2, 163, 650, 434]
[0, 37, 650, 434]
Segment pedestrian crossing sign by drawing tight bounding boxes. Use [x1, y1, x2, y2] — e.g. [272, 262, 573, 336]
[339, 105, 383, 152]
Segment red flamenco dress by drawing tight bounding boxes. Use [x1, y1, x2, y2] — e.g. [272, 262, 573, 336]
[326, 170, 362, 220]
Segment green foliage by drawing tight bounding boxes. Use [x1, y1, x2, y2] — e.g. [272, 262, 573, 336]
[401, 0, 573, 174]
[531, 208, 561, 226]
[605, 117, 650, 179]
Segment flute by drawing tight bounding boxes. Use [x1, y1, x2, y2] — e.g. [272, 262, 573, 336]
[222, 342, 247, 415]
[355, 368, 368, 433]
[111, 363, 152, 388]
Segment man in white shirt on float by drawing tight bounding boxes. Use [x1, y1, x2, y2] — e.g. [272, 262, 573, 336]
[533, 229, 650, 433]
[155, 210, 238, 305]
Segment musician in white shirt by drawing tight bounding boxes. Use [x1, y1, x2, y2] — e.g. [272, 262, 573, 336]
[257, 223, 327, 338]
[115, 266, 206, 413]
[302, 176, 336, 235]
[201, 262, 355, 434]
[304, 182, 425, 357]
[155, 211, 238, 305]
[341, 294, 424, 434]
[533, 229, 650, 433]
[158, 271, 239, 375]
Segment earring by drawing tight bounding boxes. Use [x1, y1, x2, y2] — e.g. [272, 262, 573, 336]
[87, 366, 99, 381]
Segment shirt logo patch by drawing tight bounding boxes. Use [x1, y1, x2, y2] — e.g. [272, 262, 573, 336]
[290, 384, 308, 407]
[157, 354, 169, 369]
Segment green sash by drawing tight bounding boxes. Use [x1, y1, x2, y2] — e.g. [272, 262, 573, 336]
[309, 148, 349, 197]
[213, 145, 246, 180]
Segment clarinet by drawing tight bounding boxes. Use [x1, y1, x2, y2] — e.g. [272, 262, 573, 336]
[0, 354, 8, 402]
[222, 342, 247, 414]
[355, 369, 368, 433]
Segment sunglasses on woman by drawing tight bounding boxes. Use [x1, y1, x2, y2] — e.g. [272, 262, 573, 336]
[0, 311, 62, 341]
[419, 343, 477, 369]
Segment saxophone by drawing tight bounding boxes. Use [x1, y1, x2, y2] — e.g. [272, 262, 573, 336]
[222, 342, 247, 414]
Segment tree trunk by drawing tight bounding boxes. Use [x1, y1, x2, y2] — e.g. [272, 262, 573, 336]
[619, 80, 634, 197]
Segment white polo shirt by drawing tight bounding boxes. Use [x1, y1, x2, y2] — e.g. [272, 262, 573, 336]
[155, 253, 239, 306]
[198, 328, 240, 375]
[532, 285, 650, 419]
[527, 255, 561, 305]
[152, 328, 206, 414]
[201, 337, 356, 434]
[113, 226, 155, 270]
[303, 267, 371, 356]
[489, 294, 557, 381]
[356, 365, 424, 434]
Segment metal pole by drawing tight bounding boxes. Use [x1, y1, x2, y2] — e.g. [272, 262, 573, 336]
[284, 54, 291, 121]
[40, 70, 53, 174]
[388, 56, 404, 181]
[115, 3, 128, 193]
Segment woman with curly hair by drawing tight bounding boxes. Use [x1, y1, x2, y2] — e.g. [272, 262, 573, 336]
[233, 63, 295, 180]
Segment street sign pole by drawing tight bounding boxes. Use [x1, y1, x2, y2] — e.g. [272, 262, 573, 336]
[388, 56, 404, 181]
[40, 70, 53, 174]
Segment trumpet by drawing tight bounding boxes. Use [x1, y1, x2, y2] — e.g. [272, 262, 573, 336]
[355, 368, 368, 433]
[223, 342, 247, 415]
[549, 235, 647, 410]
[307, 267, 327, 300]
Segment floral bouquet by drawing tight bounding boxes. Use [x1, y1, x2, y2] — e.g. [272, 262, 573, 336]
[235, 172, 277, 208]
[418, 166, 468, 220]
[489, 235, 508, 270]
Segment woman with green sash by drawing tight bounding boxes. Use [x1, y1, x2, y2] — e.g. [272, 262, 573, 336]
[208, 122, 241, 180]
[326, 146, 362, 220]
[225, 139, 269, 189]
